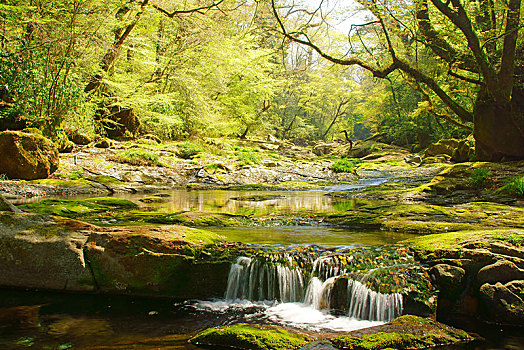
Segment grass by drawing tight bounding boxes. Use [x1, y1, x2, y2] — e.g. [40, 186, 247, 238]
[468, 167, 491, 188]
[111, 149, 166, 167]
[498, 175, 524, 197]
[332, 158, 355, 173]
[176, 142, 202, 159]
[237, 152, 260, 166]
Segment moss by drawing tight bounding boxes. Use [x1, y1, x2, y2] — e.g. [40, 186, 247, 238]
[111, 149, 166, 167]
[28, 178, 93, 187]
[84, 197, 137, 208]
[331, 315, 471, 350]
[190, 323, 310, 350]
[20, 197, 137, 217]
[139, 196, 170, 204]
[92, 175, 124, 185]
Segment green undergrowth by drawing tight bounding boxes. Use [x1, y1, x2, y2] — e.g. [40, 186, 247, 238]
[332, 158, 356, 173]
[498, 175, 524, 197]
[111, 149, 167, 167]
[190, 323, 310, 350]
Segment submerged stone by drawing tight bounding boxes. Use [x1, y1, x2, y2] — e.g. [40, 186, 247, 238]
[189, 323, 311, 350]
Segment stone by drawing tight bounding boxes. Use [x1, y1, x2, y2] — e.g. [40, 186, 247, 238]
[431, 264, 465, 297]
[0, 194, 20, 213]
[313, 142, 337, 156]
[0, 130, 59, 180]
[70, 132, 92, 145]
[190, 323, 310, 350]
[98, 107, 140, 139]
[424, 139, 473, 163]
[477, 260, 524, 285]
[405, 154, 422, 165]
[330, 315, 471, 349]
[479, 281, 524, 324]
[94, 138, 112, 148]
[0, 212, 233, 299]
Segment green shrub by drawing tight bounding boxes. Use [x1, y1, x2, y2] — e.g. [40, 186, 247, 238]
[332, 158, 355, 173]
[237, 152, 260, 166]
[112, 149, 165, 166]
[468, 167, 491, 188]
[177, 142, 202, 159]
[498, 176, 524, 197]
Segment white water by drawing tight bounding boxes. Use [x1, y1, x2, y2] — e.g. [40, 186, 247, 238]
[217, 254, 403, 331]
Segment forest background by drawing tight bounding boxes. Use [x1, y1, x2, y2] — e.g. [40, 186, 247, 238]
[0, 0, 521, 159]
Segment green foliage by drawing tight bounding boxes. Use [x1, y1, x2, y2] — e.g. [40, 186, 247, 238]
[237, 152, 260, 166]
[176, 142, 202, 159]
[332, 158, 355, 173]
[498, 176, 524, 198]
[468, 168, 491, 188]
[112, 149, 165, 167]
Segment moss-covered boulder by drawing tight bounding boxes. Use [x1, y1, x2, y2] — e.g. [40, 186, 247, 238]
[424, 138, 473, 163]
[330, 315, 471, 349]
[189, 323, 311, 350]
[0, 130, 59, 180]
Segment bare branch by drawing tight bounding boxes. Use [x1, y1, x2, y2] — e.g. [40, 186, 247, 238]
[150, 0, 226, 17]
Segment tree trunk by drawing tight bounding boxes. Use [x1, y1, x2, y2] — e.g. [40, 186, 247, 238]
[474, 85, 524, 160]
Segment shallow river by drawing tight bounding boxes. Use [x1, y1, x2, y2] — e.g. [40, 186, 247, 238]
[2, 187, 524, 349]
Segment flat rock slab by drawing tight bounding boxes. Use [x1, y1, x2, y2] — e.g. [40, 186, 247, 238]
[0, 212, 232, 298]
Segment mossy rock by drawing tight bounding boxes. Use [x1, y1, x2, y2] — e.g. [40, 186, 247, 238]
[190, 323, 310, 350]
[330, 315, 471, 349]
[0, 130, 59, 180]
[20, 197, 137, 217]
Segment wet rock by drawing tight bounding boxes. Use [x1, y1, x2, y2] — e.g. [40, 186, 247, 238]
[431, 264, 465, 297]
[424, 139, 473, 163]
[0, 130, 59, 180]
[477, 260, 524, 285]
[479, 281, 524, 324]
[330, 315, 471, 349]
[190, 323, 311, 350]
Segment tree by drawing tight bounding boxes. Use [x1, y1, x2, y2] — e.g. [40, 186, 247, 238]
[271, 0, 524, 160]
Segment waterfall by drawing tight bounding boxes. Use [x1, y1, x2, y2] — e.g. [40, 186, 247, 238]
[347, 280, 403, 321]
[225, 256, 305, 302]
[224, 254, 403, 322]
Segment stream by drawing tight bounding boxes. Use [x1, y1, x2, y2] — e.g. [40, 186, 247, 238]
[2, 177, 524, 349]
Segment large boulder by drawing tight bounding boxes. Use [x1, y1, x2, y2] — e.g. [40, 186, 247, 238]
[97, 106, 140, 139]
[424, 139, 473, 163]
[477, 260, 524, 285]
[479, 280, 524, 324]
[0, 212, 233, 298]
[431, 264, 465, 297]
[0, 130, 59, 180]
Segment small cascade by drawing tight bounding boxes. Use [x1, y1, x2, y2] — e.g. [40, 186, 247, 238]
[224, 252, 404, 323]
[347, 280, 403, 322]
[225, 256, 305, 302]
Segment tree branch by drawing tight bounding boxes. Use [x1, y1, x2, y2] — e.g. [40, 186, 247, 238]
[415, 0, 478, 72]
[150, 0, 225, 17]
[430, 0, 499, 95]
